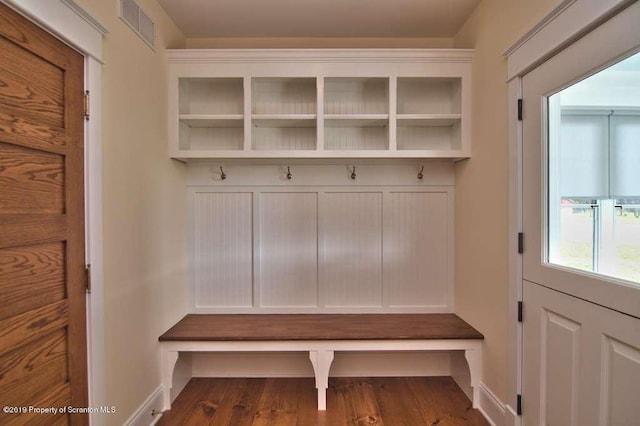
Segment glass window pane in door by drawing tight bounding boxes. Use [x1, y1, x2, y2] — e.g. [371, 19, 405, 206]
[547, 51, 640, 285]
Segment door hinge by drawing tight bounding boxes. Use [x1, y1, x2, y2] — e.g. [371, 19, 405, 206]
[83, 90, 90, 121]
[517, 98, 523, 121]
[518, 301, 523, 322]
[518, 232, 524, 254]
[517, 394, 522, 415]
[85, 264, 92, 294]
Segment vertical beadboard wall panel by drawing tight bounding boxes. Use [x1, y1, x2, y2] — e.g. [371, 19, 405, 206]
[188, 163, 455, 313]
[194, 192, 253, 307]
[384, 192, 449, 308]
[258, 192, 318, 307]
[322, 192, 383, 307]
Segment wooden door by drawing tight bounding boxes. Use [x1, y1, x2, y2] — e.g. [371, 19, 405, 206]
[521, 3, 640, 424]
[0, 3, 87, 425]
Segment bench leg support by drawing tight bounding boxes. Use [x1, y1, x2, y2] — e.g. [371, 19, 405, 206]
[309, 350, 334, 411]
[161, 349, 180, 411]
[464, 347, 482, 409]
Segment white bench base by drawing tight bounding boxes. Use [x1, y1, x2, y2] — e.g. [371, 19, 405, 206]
[160, 339, 482, 411]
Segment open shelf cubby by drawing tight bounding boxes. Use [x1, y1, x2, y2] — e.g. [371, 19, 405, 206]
[251, 77, 317, 151]
[396, 77, 462, 151]
[324, 78, 389, 150]
[178, 78, 244, 150]
[168, 50, 472, 158]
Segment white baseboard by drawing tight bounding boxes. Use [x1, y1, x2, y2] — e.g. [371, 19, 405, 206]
[477, 382, 506, 426]
[123, 385, 164, 426]
[504, 404, 519, 426]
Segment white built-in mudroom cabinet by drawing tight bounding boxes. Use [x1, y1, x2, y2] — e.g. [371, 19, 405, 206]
[165, 49, 480, 398]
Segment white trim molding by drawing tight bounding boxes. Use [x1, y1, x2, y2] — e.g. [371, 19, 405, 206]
[503, 0, 632, 80]
[123, 385, 164, 426]
[1, 1, 107, 425]
[477, 383, 506, 426]
[2, 0, 107, 62]
[168, 48, 474, 64]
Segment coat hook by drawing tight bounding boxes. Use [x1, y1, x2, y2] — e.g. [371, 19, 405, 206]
[286, 166, 292, 180]
[220, 166, 226, 180]
[417, 165, 424, 180]
[350, 166, 356, 180]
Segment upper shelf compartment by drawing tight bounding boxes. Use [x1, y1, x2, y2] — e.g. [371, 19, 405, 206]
[177, 78, 244, 151]
[396, 77, 463, 151]
[168, 49, 473, 159]
[251, 78, 317, 151]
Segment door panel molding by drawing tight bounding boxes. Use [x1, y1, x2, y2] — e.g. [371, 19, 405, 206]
[523, 280, 639, 426]
[521, 1, 640, 318]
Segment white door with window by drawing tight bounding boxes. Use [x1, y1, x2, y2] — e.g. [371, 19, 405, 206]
[521, 3, 640, 425]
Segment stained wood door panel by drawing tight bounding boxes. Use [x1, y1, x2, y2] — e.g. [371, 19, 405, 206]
[0, 345, 68, 409]
[2, 383, 72, 426]
[0, 3, 86, 422]
[0, 242, 65, 320]
[0, 36, 65, 128]
[0, 106, 68, 153]
[0, 214, 66, 249]
[0, 143, 65, 214]
[0, 6, 72, 70]
[0, 299, 69, 355]
[0, 328, 67, 390]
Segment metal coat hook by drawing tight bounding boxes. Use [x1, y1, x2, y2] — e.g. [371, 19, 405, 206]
[286, 166, 292, 180]
[417, 165, 424, 180]
[220, 166, 226, 180]
[350, 166, 356, 180]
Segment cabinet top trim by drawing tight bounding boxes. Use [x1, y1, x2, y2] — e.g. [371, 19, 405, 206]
[167, 48, 475, 64]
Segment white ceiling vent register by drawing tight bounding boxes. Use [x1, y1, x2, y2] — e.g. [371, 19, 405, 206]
[119, 0, 155, 49]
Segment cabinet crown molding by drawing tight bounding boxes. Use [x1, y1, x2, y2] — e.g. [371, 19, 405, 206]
[167, 48, 474, 64]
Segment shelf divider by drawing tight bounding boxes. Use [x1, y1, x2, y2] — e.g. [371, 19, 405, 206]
[389, 76, 397, 151]
[317, 77, 324, 151]
[243, 76, 252, 151]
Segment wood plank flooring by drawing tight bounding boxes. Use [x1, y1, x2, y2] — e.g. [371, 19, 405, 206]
[157, 377, 489, 425]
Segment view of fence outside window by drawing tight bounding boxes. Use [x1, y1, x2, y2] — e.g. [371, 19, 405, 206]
[548, 52, 640, 284]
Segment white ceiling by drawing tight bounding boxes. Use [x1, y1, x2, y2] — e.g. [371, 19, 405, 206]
[157, 0, 481, 38]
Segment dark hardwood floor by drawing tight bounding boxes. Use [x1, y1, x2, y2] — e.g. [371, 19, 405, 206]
[157, 377, 489, 425]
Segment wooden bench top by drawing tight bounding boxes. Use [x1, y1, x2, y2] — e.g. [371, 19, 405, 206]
[159, 314, 483, 342]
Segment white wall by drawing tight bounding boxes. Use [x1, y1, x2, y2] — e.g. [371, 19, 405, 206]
[69, 0, 188, 423]
[453, 0, 562, 402]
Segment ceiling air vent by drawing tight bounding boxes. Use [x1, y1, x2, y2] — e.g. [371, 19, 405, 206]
[119, 0, 155, 49]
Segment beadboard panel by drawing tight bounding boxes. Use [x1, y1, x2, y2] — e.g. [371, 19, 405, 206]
[258, 192, 318, 307]
[385, 192, 450, 308]
[189, 179, 453, 313]
[193, 192, 253, 307]
[321, 192, 383, 307]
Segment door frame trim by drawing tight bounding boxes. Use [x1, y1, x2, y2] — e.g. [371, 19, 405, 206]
[504, 0, 632, 424]
[1, 0, 107, 424]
